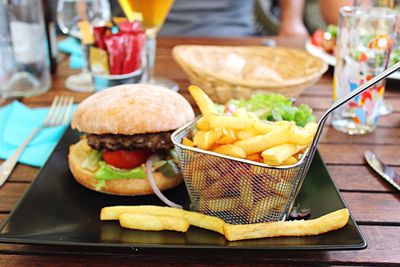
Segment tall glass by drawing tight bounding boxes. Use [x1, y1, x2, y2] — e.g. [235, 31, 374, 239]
[332, 7, 397, 135]
[118, 0, 178, 91]
[57, 0, 111, 92]
[354, 0, 400, 115]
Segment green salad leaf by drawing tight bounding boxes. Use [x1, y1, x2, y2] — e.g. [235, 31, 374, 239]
[390, 48, 400, 66]
[228, 94, 316, 127]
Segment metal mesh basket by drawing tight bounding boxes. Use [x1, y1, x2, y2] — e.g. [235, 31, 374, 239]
[171, 61, 400, 225]
[172, 119, 310, 224]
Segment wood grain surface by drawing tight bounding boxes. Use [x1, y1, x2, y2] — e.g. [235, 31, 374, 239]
[0, 36, 399, 266]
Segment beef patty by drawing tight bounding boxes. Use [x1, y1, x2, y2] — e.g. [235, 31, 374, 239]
[87, 131, 174, 151]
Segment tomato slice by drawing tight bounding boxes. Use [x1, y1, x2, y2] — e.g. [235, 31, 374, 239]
[102, 149, 151, 169]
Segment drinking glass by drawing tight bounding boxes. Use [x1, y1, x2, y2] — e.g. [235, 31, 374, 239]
[354, 0, 400, 115]
[0, 0, 51, 99]
[332, 6, 397, 135]
[118, 0, 178, 91]
[57, 0, 111, 92]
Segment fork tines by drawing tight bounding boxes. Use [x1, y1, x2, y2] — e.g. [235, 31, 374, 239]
[44, 95, 74, 126]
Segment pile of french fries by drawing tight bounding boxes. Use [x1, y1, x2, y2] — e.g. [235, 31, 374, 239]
[183, 85, 318, 166]
[101, 205, 350, 241]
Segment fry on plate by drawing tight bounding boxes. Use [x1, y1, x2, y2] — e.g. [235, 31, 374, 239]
[102, 206, 350, 241]
[223, 208, 349, 241]
[101, 205, 225, 235]
[119, 213, 190, 232]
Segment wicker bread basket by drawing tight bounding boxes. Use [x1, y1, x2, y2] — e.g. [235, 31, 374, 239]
[172, 45, 328, 103]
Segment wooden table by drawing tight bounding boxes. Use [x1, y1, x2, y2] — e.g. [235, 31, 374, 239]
[0, 37, 399, 266]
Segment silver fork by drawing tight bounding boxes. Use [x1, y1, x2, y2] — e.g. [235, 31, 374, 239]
[0, 95, 74, 187]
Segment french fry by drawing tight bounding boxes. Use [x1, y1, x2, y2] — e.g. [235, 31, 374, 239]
[209, 115, 257, 130]
[282, 156, 298, 165]
[212, 127, 224, 140]
[246, 153, 263, 162]
[119, 213, 190, 232]
[182, 137, 195, 147]
[184, 210, 225, 234]
[261, 144, 306, 166]
[289, 122, 317, 146]
[208, 198, 239, 212]
[236, 129, 260, 140]
[216, 128, 236, 144]
[234, 124, 293, 155]
[193, 130, 218, 150]
[199, 179, 229, 200]
[305, 121, 318, 134]
[212, 144, 246, 158]
[188, 85, 217, 116]
[101, 206, 185, 220]
[191, 172, 207, 190]
[102, 206, 349, 241]
[193, 130, 205, 147]
[196, 114, 212, 131]
[239, 178, 254, 209]
[248, 194, 287, 222]
[253, 120, 291, 134]
[223, 208, 350, 241]
[197, 130, 219, 150]
[101, 205, 225, 234]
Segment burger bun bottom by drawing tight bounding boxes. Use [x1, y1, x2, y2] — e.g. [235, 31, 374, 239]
[68, 140, 183, 196]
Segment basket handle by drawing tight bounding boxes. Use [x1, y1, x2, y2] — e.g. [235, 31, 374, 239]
[311, 61, 400, 161]
[290, 61, 400, 208]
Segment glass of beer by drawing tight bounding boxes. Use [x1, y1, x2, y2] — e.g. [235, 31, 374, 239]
[118, 0, 178, 91]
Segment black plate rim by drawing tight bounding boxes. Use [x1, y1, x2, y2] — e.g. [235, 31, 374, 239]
[0, 129, 367, 251]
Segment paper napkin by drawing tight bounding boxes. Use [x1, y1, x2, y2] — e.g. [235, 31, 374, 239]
[0, 101, 75, 167]
[58, 37, 84, 69]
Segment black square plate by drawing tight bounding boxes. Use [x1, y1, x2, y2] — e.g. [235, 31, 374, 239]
[0, 128, 366, 251]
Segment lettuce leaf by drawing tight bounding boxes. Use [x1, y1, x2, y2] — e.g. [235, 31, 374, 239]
[94, 161, 146, 180]
[228, 93, 316, 127]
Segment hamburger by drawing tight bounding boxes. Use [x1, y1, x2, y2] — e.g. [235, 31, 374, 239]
[68, 84, 195, 195]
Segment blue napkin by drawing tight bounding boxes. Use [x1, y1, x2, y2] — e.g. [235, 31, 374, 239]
[0, 101, 75, 167]
[58, 37, 84, 69]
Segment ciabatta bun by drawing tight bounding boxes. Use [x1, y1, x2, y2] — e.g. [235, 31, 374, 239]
[71, 84, 195, 135]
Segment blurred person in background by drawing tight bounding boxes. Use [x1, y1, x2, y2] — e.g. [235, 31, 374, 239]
[319, 0, 353, 25]
[109, 0, 318, 37]
[55, 0, 355, 37]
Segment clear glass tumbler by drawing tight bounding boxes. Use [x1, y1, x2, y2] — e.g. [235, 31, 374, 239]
[0, 0, 51, 99]
[332, 6, 397, 135]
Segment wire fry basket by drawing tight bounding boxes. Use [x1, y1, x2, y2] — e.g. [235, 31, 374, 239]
[171, 62, 400, 225]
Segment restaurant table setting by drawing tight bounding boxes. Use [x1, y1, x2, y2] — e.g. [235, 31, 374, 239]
[0, 1, 399, 266]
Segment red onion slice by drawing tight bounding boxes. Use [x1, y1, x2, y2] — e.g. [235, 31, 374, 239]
[145, 155, 183, 209]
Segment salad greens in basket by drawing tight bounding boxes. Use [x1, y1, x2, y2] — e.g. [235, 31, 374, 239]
[226, 94, 316, 127]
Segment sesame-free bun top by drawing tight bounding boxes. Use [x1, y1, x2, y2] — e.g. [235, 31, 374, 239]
[72, 84, 195, 135]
